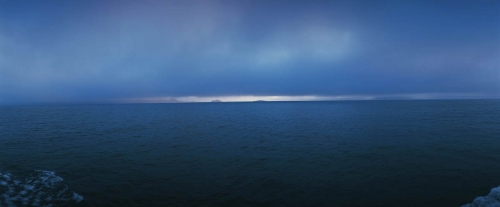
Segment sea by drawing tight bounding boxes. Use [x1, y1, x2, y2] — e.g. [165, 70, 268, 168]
[0, 100, 499, 207]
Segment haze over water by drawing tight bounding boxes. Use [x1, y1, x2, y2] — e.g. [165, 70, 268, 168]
[1, 100, 499, 206]
[1, 0, 499, 206]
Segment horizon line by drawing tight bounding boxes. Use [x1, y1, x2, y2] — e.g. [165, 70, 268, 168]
[1, 97, 499, 107]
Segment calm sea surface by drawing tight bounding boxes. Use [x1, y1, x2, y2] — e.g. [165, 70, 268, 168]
[0, 100, 499, 207]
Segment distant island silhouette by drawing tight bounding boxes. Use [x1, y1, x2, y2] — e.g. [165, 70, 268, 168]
[211, 100, 223, 102]
[254, 100, 266, 102]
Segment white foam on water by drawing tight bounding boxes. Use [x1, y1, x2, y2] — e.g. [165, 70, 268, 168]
[462, 186, 500, 207]
[0, 170, 83, 207]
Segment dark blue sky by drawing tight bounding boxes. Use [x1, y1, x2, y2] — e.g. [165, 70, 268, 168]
[0, 0, 498, 104]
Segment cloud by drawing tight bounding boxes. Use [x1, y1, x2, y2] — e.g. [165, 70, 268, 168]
[0, 0, 498, 104]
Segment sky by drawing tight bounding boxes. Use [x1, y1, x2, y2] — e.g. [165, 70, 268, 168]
[0, 0, 499, 104]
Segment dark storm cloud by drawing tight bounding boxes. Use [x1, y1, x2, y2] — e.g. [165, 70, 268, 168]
[0, 0, 498, 104]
